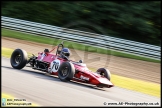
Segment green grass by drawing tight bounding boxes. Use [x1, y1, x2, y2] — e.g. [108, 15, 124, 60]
[2, 28, 160, 63]
[2, 47, 160, 97]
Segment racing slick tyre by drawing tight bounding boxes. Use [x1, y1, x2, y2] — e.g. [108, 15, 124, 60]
[10, 49, 28, 69]
[96, 68, 111, 81]
[58, 61, 75, 82]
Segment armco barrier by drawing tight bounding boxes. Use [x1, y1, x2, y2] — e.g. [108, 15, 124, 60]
[1, 16, 161, 60]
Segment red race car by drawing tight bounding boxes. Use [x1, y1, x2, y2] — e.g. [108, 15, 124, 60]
[10, 42, 114, 88]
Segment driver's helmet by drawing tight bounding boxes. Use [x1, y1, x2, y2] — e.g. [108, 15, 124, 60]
[60, 48, 70, 59]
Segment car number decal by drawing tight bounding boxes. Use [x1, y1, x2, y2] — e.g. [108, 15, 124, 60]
[50, 59, 60, 72]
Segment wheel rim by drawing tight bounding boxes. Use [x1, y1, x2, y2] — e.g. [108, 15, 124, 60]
[15, 55, 21, 65]
[61, 67, 68, 77]
[100, 72, 105, 76]
[97, 71, 105, 77]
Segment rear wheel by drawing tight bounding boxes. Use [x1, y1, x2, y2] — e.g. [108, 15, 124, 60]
[58, 62, 75, 82]
[10, 49, 28, 69]
[96, 68, 111, 81]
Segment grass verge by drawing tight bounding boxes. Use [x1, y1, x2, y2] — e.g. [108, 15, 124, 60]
[2, 28, 160, 63]
[111, 74, 160, 98]
[2, 47, 160, 97]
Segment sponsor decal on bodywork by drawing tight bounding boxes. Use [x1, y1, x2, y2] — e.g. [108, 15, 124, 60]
[80, 75, 89, 81]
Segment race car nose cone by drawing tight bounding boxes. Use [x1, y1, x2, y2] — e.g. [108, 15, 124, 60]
[98, 78, 113, 85]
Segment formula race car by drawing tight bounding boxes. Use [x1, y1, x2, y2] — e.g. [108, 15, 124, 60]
[10, 42, 114, 88]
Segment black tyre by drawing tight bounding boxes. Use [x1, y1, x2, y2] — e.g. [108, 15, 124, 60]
[10, 49, 28, 69]
[58, 61, 75, 82]
[96, 68, 111, 81]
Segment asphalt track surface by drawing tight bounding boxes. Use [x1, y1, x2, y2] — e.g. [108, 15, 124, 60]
[2, 57, 160, 107]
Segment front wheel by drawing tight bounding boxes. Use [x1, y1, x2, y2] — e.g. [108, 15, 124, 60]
[96, 68, 111, 81]
[10, 49, 28, 69]
[58, 61, 75, 82]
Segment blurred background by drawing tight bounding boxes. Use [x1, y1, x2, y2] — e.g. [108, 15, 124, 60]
[1, 1, 161, 46]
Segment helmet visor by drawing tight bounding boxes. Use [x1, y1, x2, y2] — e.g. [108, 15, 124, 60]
[64, 52, 70, 57]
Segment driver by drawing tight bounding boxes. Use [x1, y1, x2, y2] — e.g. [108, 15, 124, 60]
[59, 48, 70, 59]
